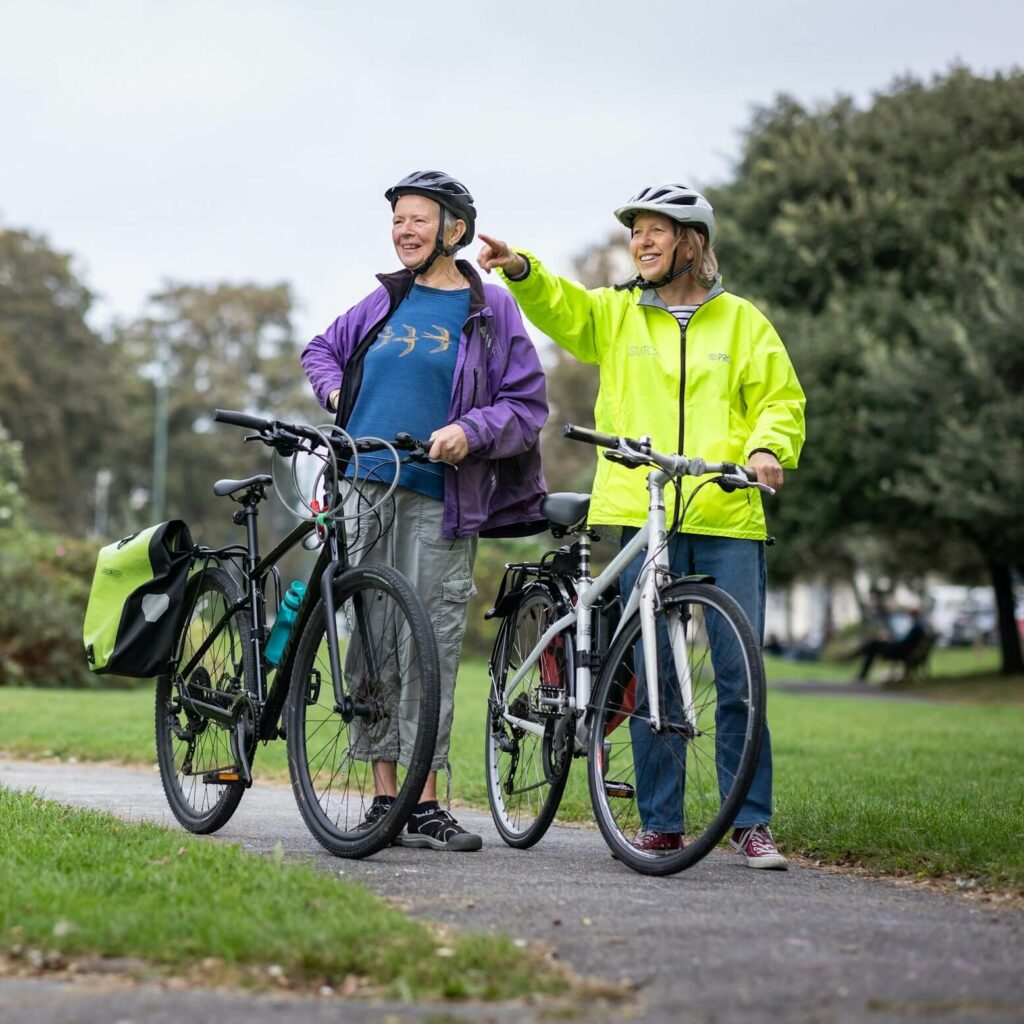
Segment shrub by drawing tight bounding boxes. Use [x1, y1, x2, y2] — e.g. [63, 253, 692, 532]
[0, 525, 103, 687]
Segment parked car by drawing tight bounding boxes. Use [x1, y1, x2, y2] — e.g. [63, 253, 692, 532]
[948, 604, 997, 647]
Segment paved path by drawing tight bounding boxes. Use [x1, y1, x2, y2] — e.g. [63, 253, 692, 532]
[2, 758, 1023, 1023]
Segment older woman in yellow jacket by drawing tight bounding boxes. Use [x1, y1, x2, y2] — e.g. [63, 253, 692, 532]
[479, 183, 805, 867]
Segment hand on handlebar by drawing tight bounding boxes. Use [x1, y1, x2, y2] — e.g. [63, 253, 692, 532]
[747, 450, 784, 491]
[428, 423, 469, 464]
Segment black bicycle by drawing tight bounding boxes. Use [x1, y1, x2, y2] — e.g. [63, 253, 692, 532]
[155, 410, 441, 858]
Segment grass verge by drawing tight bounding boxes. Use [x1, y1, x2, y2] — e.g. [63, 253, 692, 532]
[0, 786, 566, 1000]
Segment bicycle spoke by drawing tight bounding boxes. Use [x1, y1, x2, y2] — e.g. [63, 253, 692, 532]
[486, 585, 572, 848]
[156, 567, 250, 834]
[287, 565, 439, 857]
[588, 582, 765, 876]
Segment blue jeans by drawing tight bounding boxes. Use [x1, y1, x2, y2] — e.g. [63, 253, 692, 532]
[619, 530, 773, 832]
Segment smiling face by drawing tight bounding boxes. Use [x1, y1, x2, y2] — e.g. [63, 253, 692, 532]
[392, 194, 443, 269]
[629, 211, 692, 282]
[391, 193, 466, 269]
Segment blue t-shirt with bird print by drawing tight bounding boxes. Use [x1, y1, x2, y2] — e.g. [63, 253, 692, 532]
[344, 283, 469, 498]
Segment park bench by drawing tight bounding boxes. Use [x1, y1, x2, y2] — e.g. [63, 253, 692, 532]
[881, 629, 936, 682]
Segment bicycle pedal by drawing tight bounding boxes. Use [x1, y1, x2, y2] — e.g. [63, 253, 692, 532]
[203, 770, 241, 784]
[604, 780, 635, 800]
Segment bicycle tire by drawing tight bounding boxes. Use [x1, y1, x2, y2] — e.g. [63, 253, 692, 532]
[156, 565, 253, 834]
[485, 583, 574, 848]
[587, 580, 765, 876]
[286, 563, 440, 858]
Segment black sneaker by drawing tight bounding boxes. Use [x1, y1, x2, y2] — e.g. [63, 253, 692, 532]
[356, 795, 396, 837]
[397, 802, 482, 852]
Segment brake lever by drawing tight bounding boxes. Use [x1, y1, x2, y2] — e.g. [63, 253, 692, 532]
[717, 474, 776, 496]
[604, 450, 646, 469]
[394, 431, 458, 469]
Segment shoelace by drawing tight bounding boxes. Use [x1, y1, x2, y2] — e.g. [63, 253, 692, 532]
[737, 826, 777, 856]
[413, 808, 463, 838]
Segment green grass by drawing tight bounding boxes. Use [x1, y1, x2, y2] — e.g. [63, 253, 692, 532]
[770, 692, 1023, 886]
[0, 786, 566, 999]
[762, 645, 1004, 684]
[3, 649, 1023, 893]
[0, 686, 288, 782]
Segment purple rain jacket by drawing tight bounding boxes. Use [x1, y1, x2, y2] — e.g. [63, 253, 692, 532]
[301, 260, 549, 540]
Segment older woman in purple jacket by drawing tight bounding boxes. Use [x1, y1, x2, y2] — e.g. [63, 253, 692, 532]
[301, 170, 548, 851]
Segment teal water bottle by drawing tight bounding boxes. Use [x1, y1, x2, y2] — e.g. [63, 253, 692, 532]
[265, 581, 306, 666]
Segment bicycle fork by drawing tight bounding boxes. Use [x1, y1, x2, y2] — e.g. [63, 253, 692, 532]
[320, 561, 385, 724]
[639, 479, 698, 737]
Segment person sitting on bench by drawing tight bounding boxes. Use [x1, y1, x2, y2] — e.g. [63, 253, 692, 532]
[855, 608, 928, 681]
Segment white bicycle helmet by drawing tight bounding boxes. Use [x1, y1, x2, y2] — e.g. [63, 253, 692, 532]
[614, 183, 717, 246]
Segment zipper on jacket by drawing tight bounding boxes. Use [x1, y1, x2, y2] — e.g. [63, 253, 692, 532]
[675, 319, 687, 532]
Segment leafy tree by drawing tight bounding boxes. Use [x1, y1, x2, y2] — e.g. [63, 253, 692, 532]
[0, 421, 26, 528]
[0, 227, 143, 535]
[708, 67, 1024, 672]
[119, 282, 312, 543]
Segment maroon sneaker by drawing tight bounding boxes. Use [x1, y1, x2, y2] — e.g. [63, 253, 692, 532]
[729, 824, 789, 870]
[631, 829, 683, 855]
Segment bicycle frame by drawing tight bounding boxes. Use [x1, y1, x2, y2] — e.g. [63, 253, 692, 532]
[173, 484, 363, 751]
[500, 464, 699, 743]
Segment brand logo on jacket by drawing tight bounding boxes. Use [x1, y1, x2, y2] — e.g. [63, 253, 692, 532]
[480, 320, 495, 352]
[709, 353, 731, 363]
[628, 345, 658, 357]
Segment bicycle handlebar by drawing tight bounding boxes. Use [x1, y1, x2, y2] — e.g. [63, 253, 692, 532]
[562, 423, 766, 492]
[214, 408, 271, 431]
[214, 410, 432, 461]
[563, 423, 642, 450]
[214, 408, 322, 445]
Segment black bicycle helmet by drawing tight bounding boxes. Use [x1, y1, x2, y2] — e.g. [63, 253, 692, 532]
[385, 169, 477, 246]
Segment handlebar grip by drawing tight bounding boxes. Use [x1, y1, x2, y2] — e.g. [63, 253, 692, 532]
[214, 408, 272, 432]
[563, 423, 622, 449]
[740, 465, 757, 482]
[281, 420, 326, 444]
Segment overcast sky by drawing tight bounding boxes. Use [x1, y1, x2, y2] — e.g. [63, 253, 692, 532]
[2, 0, 1021, 342]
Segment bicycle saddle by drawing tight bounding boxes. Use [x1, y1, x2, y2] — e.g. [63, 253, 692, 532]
[542, 492, 590, 530]
[213, 474, 273, 497]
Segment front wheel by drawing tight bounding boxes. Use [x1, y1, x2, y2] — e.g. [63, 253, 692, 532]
[156, 565, 252, 834]
[485, 584, 574, 848]
[587, 580, 765, 876]
[286, 564, 440, 858]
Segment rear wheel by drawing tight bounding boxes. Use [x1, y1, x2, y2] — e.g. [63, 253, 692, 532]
[156, 565, 252, 834]
[587, 580, 765, 875]
[286, 564, 440, 857]
[485, 584, 574, 848]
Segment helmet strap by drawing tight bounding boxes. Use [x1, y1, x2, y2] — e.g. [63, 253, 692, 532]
[411, 200, 459, 276]
[645, 258, 693, 289]
[640, 227, 695, 289]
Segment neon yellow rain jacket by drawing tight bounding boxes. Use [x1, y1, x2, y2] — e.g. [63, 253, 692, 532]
[501, 254, 806, 540]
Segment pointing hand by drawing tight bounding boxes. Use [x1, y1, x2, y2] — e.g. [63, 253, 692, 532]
[477, 233, 526, 277]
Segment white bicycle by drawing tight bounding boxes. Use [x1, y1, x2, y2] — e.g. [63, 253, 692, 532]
[485, 424, 770, 875]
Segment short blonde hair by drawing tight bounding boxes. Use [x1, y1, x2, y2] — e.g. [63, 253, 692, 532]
[681, 226, 718, 287]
